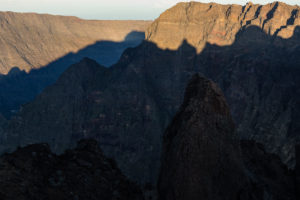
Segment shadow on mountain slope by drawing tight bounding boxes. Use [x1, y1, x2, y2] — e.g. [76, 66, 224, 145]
[1, 25, 300, 186]
[0, 31, 145, 118]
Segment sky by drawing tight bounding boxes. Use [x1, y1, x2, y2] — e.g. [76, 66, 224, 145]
[0, 0, 299, 20]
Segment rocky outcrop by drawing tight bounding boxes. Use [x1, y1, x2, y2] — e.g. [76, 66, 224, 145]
[158, 74, 249, 200]
[158, 74, 297, 200]
[0, 12, 151, 74]
[0, 2, 299, 185]
[0, 139, 144, 200]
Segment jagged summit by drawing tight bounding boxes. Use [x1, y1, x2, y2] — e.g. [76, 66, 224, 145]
[146, 1, 300, 51]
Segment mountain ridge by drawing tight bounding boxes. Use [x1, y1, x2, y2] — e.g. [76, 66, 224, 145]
[146, 1, 300, 51]
[0, 11, 151, 74]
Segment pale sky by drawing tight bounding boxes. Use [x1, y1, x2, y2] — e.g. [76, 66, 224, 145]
[0, 0, 299, 20]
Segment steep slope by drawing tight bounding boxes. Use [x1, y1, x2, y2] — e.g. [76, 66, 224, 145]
[158, 74, 297, 200]
[0, 139, 144, 200]
[0, 2, 299, 185]
[0, 12, 151, 74]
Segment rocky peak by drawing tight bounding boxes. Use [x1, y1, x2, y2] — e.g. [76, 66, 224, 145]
[158, 73, 248, 200]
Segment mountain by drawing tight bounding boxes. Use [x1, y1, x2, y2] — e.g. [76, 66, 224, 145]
[0, 2, 299, 186]
[0, 12, 151, 74]
[158, 74, 297, 200]
[0, 12, 151, 118]
[0, 139, 144, 200]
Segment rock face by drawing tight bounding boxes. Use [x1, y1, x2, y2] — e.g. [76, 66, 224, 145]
[0, 12, 151, 74]
[0, 2, 299, 185]
[0, 139, 144, 200]
[0, 12, 151, 118]
[158, 74, 297, 200]
[158, 74, 249, 200]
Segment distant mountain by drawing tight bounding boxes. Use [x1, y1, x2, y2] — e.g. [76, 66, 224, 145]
[0, 12, 151, 117]
[158, 74, 297, 200]
[0, 12, 151, 74]
[0, 139, 144, 200]
[0, 2, 299, 186]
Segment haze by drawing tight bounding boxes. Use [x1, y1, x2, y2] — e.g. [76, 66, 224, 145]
[1, 0, 299, 20]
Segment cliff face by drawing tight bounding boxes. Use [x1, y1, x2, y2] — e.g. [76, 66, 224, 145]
[158, 74, 297, 200]
[0, 139, 144, 200]
[146, 1, 300, 51]
[0, 12, 151, 74]
[0, 2, 299, 185]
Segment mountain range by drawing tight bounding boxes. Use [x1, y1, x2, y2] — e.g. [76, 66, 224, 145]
[0, 1, 299, 188]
